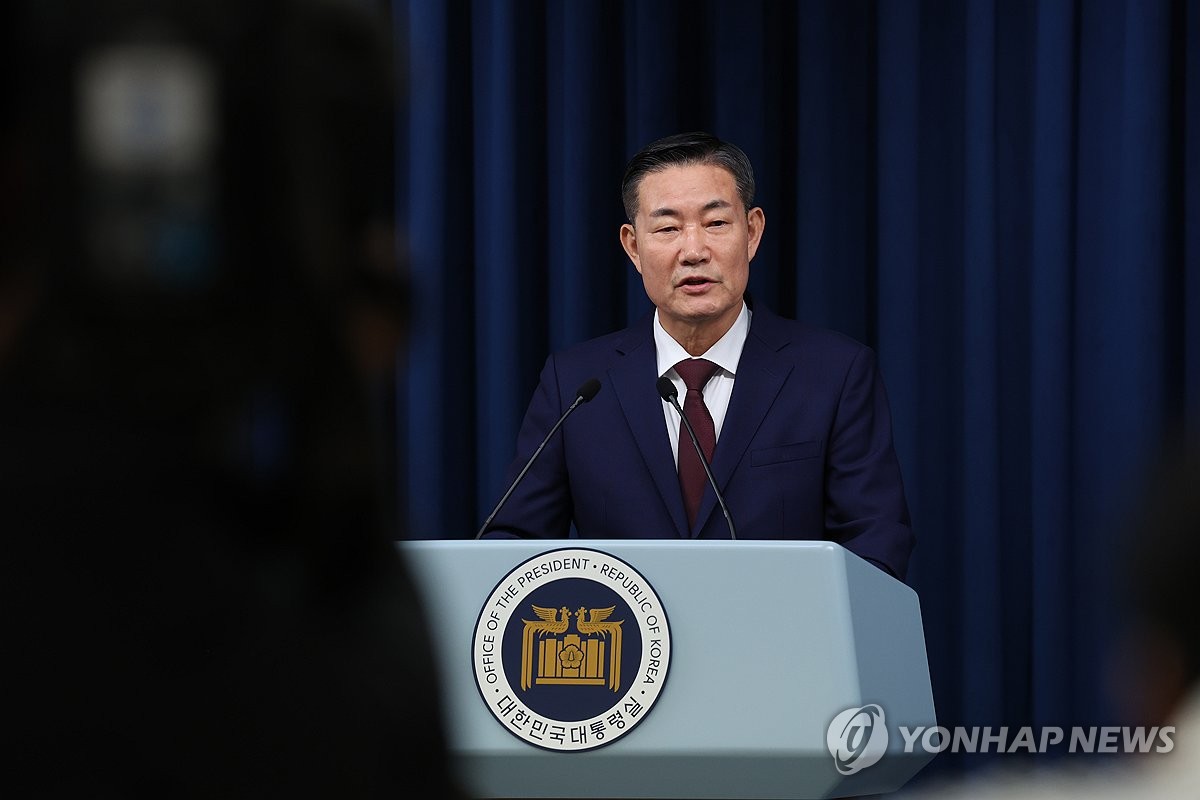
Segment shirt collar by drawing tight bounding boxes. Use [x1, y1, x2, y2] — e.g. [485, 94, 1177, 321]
[653, 302, 751, 378]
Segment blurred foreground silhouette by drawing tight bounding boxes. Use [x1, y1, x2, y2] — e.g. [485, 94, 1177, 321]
[2, 1, 459, 796]
[906, 434, 1200, 798]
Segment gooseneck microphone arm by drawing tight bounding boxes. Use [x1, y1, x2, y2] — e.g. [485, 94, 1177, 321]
[656, 376, 737, 540]
[475, 378, 602, 540]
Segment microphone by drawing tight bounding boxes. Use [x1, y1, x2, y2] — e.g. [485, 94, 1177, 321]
[475, 378, 602, 539]
[656, 376, 737, 540]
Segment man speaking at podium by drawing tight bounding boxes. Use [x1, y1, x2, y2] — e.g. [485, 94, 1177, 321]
[483, 132, 914, 581]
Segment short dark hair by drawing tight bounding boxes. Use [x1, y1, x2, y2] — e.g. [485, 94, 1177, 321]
[620, 132, 756, 223]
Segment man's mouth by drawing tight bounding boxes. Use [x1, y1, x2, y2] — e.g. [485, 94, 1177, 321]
[677, 276, 716, 290]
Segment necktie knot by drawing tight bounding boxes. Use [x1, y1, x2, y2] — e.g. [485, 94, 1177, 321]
[674, 358, 719, 393]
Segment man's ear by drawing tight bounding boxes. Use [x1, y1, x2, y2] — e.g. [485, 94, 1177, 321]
[620, 223, 642, 275]
[746, 207, 765, 262]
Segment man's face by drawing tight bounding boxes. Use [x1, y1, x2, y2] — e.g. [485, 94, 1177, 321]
[620, 163, 764, 342]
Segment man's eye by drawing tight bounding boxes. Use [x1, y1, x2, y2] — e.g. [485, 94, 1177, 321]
[655, 226, 678, 234]
[707, 220, 729, 228]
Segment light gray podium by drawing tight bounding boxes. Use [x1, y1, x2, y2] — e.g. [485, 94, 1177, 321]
[401, 540, 936, 799]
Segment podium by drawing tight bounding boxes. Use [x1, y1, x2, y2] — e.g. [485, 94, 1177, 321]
[400, 540, 936, 799]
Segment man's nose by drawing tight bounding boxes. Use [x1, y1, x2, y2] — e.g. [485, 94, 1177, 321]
[680, 226, 709, 264]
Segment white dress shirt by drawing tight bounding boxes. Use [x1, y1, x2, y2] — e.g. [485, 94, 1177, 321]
[653, 302, 751, 467]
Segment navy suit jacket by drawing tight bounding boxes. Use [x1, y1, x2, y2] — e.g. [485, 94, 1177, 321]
[487, 305, 914, 580]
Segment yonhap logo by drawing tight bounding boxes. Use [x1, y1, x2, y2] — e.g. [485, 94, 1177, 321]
[827, 704, 889, 775]
[824, 706, 1174, 769]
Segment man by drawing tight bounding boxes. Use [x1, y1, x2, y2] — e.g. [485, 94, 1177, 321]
[485, 132, 913, 581]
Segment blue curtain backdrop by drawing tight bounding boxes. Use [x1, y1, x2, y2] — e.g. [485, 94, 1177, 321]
[395, 0, 1198, 774]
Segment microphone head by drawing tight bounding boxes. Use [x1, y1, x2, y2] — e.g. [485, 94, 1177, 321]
[576, 378, 602, 403]
[656, 376, 678, 402]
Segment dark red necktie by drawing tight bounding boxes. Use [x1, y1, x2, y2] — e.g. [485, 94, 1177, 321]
[673, 358, 719, 530]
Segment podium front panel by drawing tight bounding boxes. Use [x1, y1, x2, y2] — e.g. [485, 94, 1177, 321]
[401, 539, 935, 799]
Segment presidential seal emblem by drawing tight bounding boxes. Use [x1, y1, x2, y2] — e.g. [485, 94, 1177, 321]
[472, 548, 671, 752]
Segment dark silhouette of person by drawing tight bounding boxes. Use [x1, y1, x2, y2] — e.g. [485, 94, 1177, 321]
[908, 434, 1200, 798]
[2, 1, 461, 796]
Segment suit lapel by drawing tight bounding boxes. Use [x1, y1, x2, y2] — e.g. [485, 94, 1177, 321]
[607, 316, 690, 538]
[692, 309, 793, 536]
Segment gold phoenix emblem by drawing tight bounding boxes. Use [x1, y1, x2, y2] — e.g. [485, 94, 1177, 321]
[520, 605, 624, 692]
